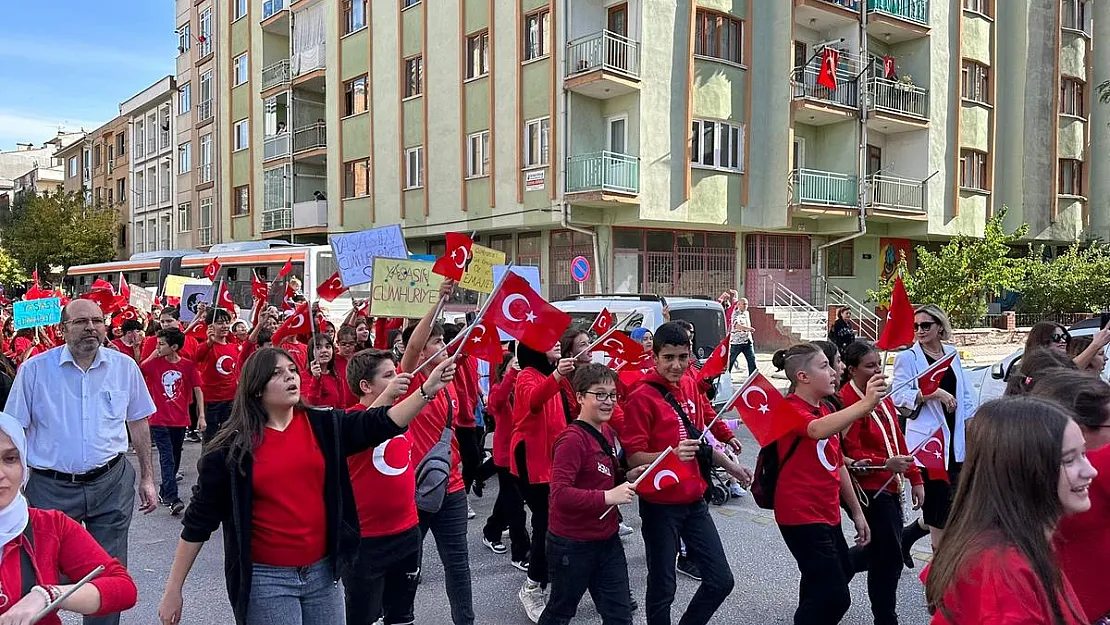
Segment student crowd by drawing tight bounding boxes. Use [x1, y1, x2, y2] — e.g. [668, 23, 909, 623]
[0, 269, 1104, 625]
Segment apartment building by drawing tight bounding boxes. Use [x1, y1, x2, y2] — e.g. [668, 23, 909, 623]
[89, 116, 134, 259]
[212, 0, 1108, 308]
[55, 133, 91, 200]
[121, 76, 177, 256]
[176, 0, 222, 250]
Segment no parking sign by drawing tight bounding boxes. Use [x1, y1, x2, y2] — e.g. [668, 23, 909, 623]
[571, 255, 591, 284]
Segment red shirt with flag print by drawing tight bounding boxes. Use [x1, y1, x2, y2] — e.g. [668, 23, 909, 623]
[549, 422, 622, 542]
[402, 370, 464, 494]
[839, 383, 923, 493]
[140, 357, 201, 428]
[194, 340, 240, 402]
[774, 394, 843, 526]
[346, 403, 419, 538]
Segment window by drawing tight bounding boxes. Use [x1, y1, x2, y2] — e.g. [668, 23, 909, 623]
[68, 157, 78, 178]
[694, 9, 743, 65]
[959, 149, 988, 190]
[234, 185, 250, 215]
[234, 120, 249, 151]
[178, 142, 191, 173]
[1062, 0, 1091, 33]
[134, 121, 145, 159]
[198, 198, 213, 246]
[147, 166, 157, 205]
[344, 158, 371, 197]
[199, 9, 212, 56]
[178, 24, 191, 54]
[961, 60, 990, 104]
[178, 202, 191, 232]
[344, 0, 367, 34]
[402, 0, 420, 8]
[116, 178, 126, 201]
[524, 10, 550, 61]
[199, 134, 213, 183]
[404, 56, 423, 98]
[161, 107, 171, 149]
[962, 0, 991, 15]
[1061, 78, 1085, 117]
[233, 0, 247, 20]
[690, 119, 744, 171]
[115, 133, 125, 156]
[93, 146, 102, 169]
[147, 113, 157, 153]
[179, 83, 191, 113]
[404, 147, 423, 189]
[466, 31, 489, 79]
[344, 76, 368, 116]
[826, 241, 854, 277]
[161, 215, 172, 250]
[523, 117, 550, 167]
[199, 71, 213, 120]
[467, 130, 490, 178]
[1059, 159, 1084, 196]
[160, 162, 171, 202]
[134, 172, 145, 208]
[233, 54, 248, 86]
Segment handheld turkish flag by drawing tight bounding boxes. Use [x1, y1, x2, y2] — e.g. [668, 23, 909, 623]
[252, 272, 270, 301]
[912, 427, 947, 479]
[31, 269, 39, 287]
[118, 273, 131, 299]
[882, 55, 896, 79]
[916, 351, 956, 397]
[432, 232, 474, 282]
[282, 283, 296, 311]
[215, 282, 236, 313]
[730, 372, 805, 447]
[634, 447, 698, 495]
[876, 275, 914, 350]
[25, 284, 51, 301]
[186, 321, 208, 341]
[91, 279, 115, 294]
[272, 302, 312, 345]
[486, 272, 571, 352]
[591, 308, 616, 335]
[699, 336, 730, 381]
[353, 299, 370, 318]
[278, 258, 294, 279]
[316, 271, 349, 302]
[202, 257, 221, 281]
[817, 48, 840, 90]
[594, 331, 645, 371]
[460, 319, 504, 364]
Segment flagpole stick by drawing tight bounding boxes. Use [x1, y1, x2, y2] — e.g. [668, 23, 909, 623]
[885, 352, 953, 397]
[599, 446, 676, 520]
[697, 370, 758, 443]
[871, 433, 935, 494]
[31, 565, 103, 624]
[573, 313, 636, 360]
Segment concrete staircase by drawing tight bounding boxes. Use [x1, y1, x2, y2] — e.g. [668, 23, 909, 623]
[764, 305, 828, 342]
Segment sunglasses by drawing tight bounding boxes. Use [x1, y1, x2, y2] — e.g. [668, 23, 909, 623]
[913, 321, 935, 332]
[1052, 333, 1070, 343]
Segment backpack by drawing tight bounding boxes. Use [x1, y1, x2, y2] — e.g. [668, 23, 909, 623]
[414, 388, 454, 514]
[750, 437, 802, 510]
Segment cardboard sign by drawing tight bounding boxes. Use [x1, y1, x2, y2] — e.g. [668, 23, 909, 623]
[491, 265, 542, 341]
[13, 298, 61, 330]
[162, 274, 210, 299]
[330, 225, 409, 287]
[180, 284, 214, 322]
[370, 258, 438, 319]
[129, 286, 155, 312]
[458, 244, 507, 294]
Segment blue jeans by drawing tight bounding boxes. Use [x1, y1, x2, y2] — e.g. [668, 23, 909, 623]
[418, 489, 474, 625]
[246, 558, 344, 625]
[728, 342, 757, 376]
[204, 400, 233, 442]
[150, 426, 185, 504]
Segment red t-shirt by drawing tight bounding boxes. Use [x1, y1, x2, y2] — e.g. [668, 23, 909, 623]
[924, 545, 1086, 625]
[774, 395, 843, 527]
[110, 339, 142, 363]
[334, 355, 358, 408]
[346, 404, 419, 538]
[301, 368, 342, 408]
[140, 335, 199, 361]
[283, 340, 309, 372]
[140, 357, 201, 428]
[403, 370, 464, 494]
[194, 340, 240, 403]
[1055, 443, 1110, 622]
[12, 337, 47, 364]
[251, 410, 327, 567]
[839, 384, 923, 492]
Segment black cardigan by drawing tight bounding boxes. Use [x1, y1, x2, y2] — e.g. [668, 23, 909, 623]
[180, 405, 406, 625]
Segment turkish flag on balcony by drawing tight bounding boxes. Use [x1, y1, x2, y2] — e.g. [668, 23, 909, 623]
[882, 55, 896, 79]
[817, 48, 840, 90]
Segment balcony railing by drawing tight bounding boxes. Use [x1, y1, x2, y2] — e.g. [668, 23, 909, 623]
[160, 186, 171, 204]
[262, 60, 290, 91]
[262, 0, 285, 19]
[199, 163, 212, 183]
[867, 0, 929, 25]
[198, 226, 213, 247]
[197, 100, 212, 122]
[791, 168, 858, 207]
[292, 44, 325, 76]
[264, 133, 291, 160]
[293, 199, 328, 228]
[867, 174, 924, 212]
[566, 151, 639, 195]
[867, 76, 928, 118]
[793, 64, 859, 108]
[147, 188, 157, 205]
[262, 208, 293, 232]
[820, 0, 860, 8]
[565, 30, 641, 80]
[293, 122, 326, 153]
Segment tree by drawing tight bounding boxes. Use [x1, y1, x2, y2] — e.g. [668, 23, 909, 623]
[2, 191, 118, 275]
[1018, 242, 1110, 314]
[868, 211, 1029, 328]
[0, 248, 27, 289]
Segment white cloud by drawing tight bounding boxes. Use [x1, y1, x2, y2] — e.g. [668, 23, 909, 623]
[0, 35, 172, 75]
[0, 111, 103, 151]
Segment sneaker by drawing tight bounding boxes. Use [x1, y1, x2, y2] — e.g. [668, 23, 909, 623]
[467, 504, 476, 520]
[510, 559, 529, 572]
[170, 500, 185, 516]
[729, 483, 747, 498]
[519, 582, 546, 623]
[676, 555, 703, 581]
[618, 522, 634, 537]
[176, 471, 184, 482]
[185, 430, 201, 443]
[483, 537, 508, 554]
[629, 592, 638, 612]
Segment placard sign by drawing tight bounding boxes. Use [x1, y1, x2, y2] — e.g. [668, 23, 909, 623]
[370, 258, 438, 319]
[180, 284, 214, 322]
[330, 225, 409, 287]
[129, 286, 155, 312]
[13, 298, 61, 330]
[162, 274, 210, 299]
[458, 244, 507, 294]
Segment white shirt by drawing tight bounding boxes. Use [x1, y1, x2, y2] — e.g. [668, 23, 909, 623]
[730, 309, 752, 344]
[5, 345, 156, 474]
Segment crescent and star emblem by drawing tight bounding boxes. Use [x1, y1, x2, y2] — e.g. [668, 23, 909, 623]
[742, 386, 770, 414]
[215, 355, 235, 376]
[653, 469, 679, 491]
[501, 294, 535, 323]
[922, 436, 944, 460]
[602, 338, 624, 354]
[816, 439, 837, 472]
[372, 435, 409, 477]
[287, 314, 305, 330]
[451, 246, 469, 270]
[470, 325, 487, 343]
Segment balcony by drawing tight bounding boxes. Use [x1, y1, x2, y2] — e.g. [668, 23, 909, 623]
[293, 199, 328, 229]
[292, 44, 325, 78]
[264, 133, 291, 161]
[198, 163, 212, 184]
[261, 60, 290, 92]
[792, 61, 860, 125]
[794, 0, 861, 30]
[867, 173, 926, 214]
[564, 31, 641, 100]
[262, 0, 286, 20]
[566, 151, 639, 203]
[262, 208, 293, 232]
[293, 122, 326, 155]
[866, 0, 929, 42]
[791, 168, 858, 207]
[197, 100, 212, 123]
[866, 76, 929, 131]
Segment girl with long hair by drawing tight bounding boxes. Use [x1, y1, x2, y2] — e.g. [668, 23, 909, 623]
[1065, 335, 1107, 375]
[481, 351, 531, 569]
[1004, 348, 1077, 397]
[158, 346, 456, 625]
[1026, 320, 1110, 371]
[302, 334, 341, 408]
[924, 396, 1095, 625]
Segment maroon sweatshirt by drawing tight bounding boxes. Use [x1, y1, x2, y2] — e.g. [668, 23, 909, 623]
[549, 421, 622, 542]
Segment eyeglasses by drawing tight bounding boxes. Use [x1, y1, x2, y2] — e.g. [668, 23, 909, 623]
[1052, 333, 1070, 343]
[913, 321, 935, 332]
[338, 341, 356, 347]
[66, 317, 106, 328]
[583, 391, 619, 403]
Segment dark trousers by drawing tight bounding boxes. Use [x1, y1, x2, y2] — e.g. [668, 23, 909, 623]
[848, 491, 905, 625]
[728, 342, 757, 375]
[417, 490, 474, 625]
[538, 533, 633, 625]
[779, 523, 854, 625]
[516, 443, 551, 586]
[341, 526, 421, 625]
[639, 499, 734, 625]
[482, 466, 531, 561]
[203, 400, 233, 442]
[150, 425, 185, 504]
[455, 425, 484, 493]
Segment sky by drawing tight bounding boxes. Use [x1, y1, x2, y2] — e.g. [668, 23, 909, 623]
[0, 1, 175, 151]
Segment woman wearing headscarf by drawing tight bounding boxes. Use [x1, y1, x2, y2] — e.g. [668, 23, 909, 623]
[0, 413, 137, 625]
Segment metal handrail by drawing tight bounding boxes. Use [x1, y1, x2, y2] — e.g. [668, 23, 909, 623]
[565, 30, 640, 79]
[566, 151, 639, 194]
[867, 173, 925, 212]
[261, 60, 291, 91]
[866, 76, 929, 118]
[816, 277, 882, 341]
[760, 276, 827, 337]
[866, 0, 929, 25]
[293, 121, 326, 153]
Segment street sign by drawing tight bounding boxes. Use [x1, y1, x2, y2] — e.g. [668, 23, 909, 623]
[571, 255, 591, 284]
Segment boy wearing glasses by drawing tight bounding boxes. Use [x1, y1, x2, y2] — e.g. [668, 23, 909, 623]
[541, 364, 642, 625]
